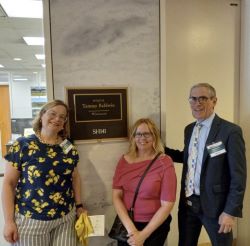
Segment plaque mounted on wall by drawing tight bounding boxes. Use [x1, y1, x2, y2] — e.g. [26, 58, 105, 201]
[66, 87, 128, 142]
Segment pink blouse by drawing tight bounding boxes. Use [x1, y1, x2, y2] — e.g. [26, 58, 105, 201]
[113, 154, 177, 222]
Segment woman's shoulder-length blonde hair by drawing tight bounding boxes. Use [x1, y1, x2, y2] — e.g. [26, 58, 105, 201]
[128, 118, 164, 158]
[32, 99, 69, 138]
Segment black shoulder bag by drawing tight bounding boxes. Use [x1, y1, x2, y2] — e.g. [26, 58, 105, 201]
[108, 153, 161, 242]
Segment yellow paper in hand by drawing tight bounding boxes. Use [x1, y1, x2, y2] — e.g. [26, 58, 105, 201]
[75, 213, 94, 246]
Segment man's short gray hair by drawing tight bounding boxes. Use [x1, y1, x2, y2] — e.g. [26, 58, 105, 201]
[190, 83, 216, 98]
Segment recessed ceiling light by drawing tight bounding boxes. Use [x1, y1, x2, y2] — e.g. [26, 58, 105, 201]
[0, 0, 43, 18]
[0, 64, 4, 68]
[35, 54, 45, 60]
[23, 37, 44, 46]
[13, 78, 28, 81]
[41, 64, 46, 68]
[13, 58, 22, 61]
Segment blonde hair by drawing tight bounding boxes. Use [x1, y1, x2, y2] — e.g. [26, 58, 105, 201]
[128, 118, 164, 158]
[32, 99, 69, 138]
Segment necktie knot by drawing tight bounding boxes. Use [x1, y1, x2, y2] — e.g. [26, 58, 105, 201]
[196, 122, 202, 129]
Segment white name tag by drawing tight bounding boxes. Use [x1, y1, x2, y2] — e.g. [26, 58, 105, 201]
[60, 139, 73, 154]
[206, 141, 226, 157]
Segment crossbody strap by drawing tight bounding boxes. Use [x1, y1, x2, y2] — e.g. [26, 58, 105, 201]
[130, 152, 161, 211]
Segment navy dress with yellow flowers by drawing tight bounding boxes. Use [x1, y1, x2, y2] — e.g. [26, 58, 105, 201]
[4, 134, 79, 221]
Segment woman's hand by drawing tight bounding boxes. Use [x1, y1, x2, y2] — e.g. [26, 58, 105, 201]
[3, 221, 19, 243]
[2, 163, 20, 243]
[76, 206, 87, 218]
[127, 230, 146, 246]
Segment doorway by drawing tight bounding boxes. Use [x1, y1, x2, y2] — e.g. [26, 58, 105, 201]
[0, 85, 11, 158]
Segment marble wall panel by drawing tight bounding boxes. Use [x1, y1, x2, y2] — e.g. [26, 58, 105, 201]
[49, 0, 160, 245]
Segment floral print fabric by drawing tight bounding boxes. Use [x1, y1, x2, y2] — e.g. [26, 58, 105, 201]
[5, 134, 79, 221]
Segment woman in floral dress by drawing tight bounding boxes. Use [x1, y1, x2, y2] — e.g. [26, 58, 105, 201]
[2, 100, 84, 246]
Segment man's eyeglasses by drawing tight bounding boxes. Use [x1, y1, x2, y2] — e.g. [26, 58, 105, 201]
[46, 110, 67, 122]
[134, 132, 152, 138]
[188, 96, 213, 104]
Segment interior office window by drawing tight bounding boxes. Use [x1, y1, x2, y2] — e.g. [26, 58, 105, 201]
[0, 0, 47, 156]
[31, 86, 47, 117]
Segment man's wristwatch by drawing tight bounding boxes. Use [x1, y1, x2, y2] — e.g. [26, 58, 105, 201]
[76, 203, 83, 209]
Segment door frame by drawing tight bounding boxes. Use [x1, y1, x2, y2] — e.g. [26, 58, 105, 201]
[0, 85, 11, 157]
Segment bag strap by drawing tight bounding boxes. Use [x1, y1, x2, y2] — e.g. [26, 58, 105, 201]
[130, 152, 161, 211]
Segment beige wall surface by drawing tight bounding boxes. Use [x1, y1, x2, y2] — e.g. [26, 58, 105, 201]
[162, 0, 240, 245]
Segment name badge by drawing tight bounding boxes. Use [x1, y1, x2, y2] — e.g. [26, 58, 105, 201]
[206, 141, 226, 157]
[60, 139, 73, 154]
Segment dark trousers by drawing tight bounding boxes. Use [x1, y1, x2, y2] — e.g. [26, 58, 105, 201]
[118, 215, 172, 246]
[178, 195, 233, 246]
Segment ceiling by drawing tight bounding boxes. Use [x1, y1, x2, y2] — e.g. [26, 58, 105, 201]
[0, 2, 45, 83]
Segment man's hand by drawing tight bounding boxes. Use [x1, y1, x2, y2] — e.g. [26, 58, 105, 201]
[218, 212, 235, 233]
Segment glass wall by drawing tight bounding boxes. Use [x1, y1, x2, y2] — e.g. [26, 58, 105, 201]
[0, 0, 47, 157]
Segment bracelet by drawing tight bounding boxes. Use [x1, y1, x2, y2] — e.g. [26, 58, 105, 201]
[76, 203, 83, 209]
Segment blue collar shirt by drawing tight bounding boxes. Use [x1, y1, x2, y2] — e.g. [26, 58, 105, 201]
[191, 113, 215, 195]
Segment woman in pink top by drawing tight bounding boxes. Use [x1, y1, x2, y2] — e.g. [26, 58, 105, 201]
[112, 118, 177, 246]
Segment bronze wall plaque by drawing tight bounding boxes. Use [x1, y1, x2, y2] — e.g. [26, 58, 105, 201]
[66, 87, 128, 142]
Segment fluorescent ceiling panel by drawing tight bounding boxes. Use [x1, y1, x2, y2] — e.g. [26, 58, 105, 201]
[0, 64, 4, 68]
[13, 78, 28, 81]
[0, 0, 43, 18]
[23, 37, 44, 46]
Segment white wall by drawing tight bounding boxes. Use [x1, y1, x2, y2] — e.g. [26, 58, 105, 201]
[10, 80, 33, 118]
[9, 75, 46, 119]
[162, 0, 240, 244]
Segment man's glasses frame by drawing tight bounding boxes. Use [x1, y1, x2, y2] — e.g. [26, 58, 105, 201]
[188, 96, 214, 104]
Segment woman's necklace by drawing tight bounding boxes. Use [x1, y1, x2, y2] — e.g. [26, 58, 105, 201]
[36, 132, 59, 146]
